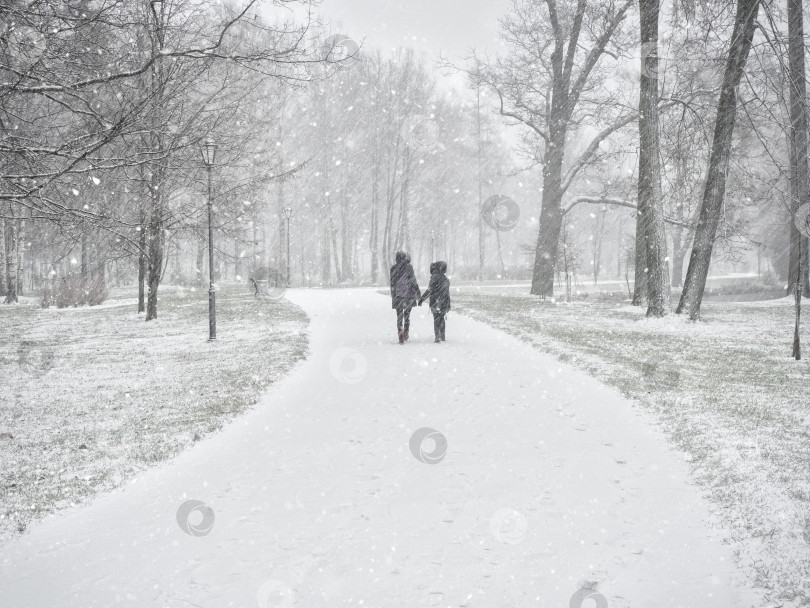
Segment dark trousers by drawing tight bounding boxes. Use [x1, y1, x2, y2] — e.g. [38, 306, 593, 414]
[433, 311, 446, 340]
[396, 305, 412, 332]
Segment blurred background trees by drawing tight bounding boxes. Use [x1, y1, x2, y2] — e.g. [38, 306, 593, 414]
[2, 0, 808, 322]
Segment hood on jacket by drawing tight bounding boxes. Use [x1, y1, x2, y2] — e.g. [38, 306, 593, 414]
[435, 261, 447, 274]
[429, 262, 438, 274]
[395, 251, 407, 264]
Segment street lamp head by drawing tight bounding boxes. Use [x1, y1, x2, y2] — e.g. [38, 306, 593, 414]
[200, 138, 217, 167]
[283, 206, 293, 220]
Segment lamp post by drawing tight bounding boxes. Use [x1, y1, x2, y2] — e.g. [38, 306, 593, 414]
[201, 138, 218, 341]
[283, 206, 293, 287]
[431, 230, 435, 261]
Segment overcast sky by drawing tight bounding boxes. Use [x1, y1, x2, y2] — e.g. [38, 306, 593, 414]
[314, 0, 512, 81]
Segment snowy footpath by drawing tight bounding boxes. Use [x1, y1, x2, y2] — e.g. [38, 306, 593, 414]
[0, 288, 758, 607]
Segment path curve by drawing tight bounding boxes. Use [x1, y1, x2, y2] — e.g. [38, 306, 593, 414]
[0, 288, 757, 607]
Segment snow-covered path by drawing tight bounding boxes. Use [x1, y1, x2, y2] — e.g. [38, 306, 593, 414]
[0, 288, 757, 608]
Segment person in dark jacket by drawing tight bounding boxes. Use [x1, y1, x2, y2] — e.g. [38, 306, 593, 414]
[418, 260, 450, 342]
[390, 251, 421, 344]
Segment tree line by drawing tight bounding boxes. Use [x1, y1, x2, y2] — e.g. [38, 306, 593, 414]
[2, 0, 808, 333]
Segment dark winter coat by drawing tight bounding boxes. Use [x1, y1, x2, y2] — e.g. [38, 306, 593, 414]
[390, 252, 421, 309]
[419, 261, 450, 313]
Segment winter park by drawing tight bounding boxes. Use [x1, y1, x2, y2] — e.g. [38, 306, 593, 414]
[3, 0, 810, 606]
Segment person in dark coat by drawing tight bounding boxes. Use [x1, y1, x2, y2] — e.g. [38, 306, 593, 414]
[390, 251, 421, 344]
[418, 260, 450, 342]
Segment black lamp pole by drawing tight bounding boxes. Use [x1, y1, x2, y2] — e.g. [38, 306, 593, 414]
[201, 138, 218, 341]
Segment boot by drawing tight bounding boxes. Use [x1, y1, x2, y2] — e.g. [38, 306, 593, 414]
[404, 329, 409, 342]
[434, 335, 441, 343]
[398, 330, 404, 344]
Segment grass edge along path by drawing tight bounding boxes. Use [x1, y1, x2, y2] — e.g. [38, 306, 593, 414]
[452, 287, 810, 608]
[0, 284, 309, 545]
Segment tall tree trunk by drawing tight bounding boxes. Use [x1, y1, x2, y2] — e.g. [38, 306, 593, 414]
[532, 113, 566, 296]
[676, 0, 759, 319]
[370, 135, 380, 283]
[145, 179, 164, 321]
[477, 82, 485, 280]
[0, 216, 6, 297]
[639, 0, 671, 317]
[671, 236, 687, 289]
[81, 222, 89, 305]
[341, 183, 353, 282]
[632, 210, 648, 305]
[382, 172, 396, 274]
[787, 0, 809, 299]
[4, 209, 19, 303]
[138, 194, 146, 312]
[15, 216, 24, 297]
[145, 4, 166, 322]
[396, 153, 412, 253]
[330, 224, 342, 282]
[321, 226, 331, 285]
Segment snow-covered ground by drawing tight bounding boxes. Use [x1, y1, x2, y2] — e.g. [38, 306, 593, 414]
[452, 286, 810, 607]
[0, 285, 308, 543]
[0, 288, 758, 607]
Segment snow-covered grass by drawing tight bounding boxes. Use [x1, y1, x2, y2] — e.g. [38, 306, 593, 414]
[0, 284, 308, 545]
[453, 286, 810, 607]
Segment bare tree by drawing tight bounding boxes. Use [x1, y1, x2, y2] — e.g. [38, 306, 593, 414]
[676, 0, 761, 319]
[638, 0, 671, 316]
[472, 0, 637, 297]
[786, 0, 807, 358]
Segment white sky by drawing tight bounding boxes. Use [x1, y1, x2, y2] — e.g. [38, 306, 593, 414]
[314, 0, 512, 84]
